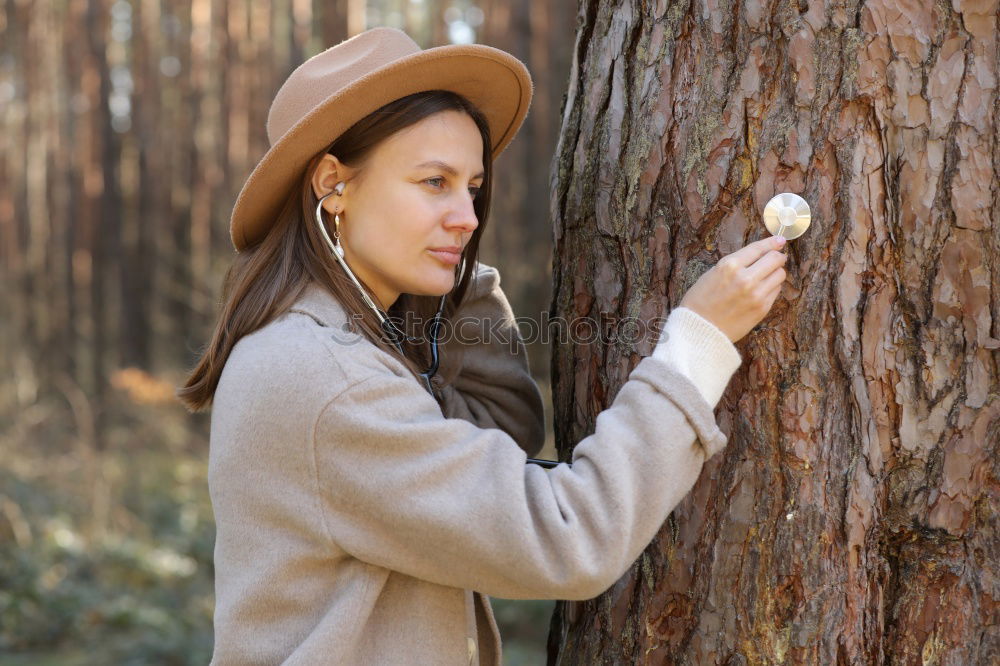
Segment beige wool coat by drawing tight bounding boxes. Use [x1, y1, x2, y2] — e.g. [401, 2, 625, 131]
[207, 262, 742, 665]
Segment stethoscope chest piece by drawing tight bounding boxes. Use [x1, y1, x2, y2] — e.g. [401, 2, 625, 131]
[763, 193, 811, 240]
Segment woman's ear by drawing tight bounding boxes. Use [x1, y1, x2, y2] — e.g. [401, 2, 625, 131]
[311, 154, 352, 206]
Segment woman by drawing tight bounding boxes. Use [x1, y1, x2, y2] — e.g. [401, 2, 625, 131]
[180, 27, 787, 666]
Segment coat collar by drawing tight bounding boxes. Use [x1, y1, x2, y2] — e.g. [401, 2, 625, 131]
[289, 262, 494, 330]
[288, 281, 353, 329]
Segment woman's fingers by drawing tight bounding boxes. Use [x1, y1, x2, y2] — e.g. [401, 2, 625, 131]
[744, 249, 787, 282]
[679, 237, 790, 343]
[755, 264, 787, 296]
[725, 236, 786, 269]
[762, 281, 784, 313]
[755, 266, 787, 308]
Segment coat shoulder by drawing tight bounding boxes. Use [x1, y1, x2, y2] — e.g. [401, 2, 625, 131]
[215, 305, 409, 419]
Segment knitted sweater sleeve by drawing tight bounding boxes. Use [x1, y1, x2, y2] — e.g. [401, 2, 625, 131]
[652, 306, 742, 407]
[311, 329, 740, 601]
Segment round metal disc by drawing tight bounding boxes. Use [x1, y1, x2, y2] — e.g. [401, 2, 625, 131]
[763, 192, 811, 240]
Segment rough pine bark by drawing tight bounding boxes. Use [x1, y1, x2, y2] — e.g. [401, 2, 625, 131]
[547, 0, 999, 663]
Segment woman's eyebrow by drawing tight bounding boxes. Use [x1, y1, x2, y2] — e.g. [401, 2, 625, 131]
[414, 160, 485, 179]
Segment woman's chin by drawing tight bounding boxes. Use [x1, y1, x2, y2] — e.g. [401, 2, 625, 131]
[409, 273, 456, 297]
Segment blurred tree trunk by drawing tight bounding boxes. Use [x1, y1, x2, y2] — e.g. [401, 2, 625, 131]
[347, 0, 365, 36]
[0, 0, 366, 445]
[477, 0, 575, 378]
[123, 0, 162, 370]
[316, 0, 347, 47]
[84, 0, 116, 448]
[547, 0, 999, 663]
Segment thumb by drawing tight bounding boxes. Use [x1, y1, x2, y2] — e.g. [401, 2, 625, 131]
[728, 236, 785, 268]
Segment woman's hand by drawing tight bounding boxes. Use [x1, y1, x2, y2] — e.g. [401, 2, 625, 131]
[679, 237, 788, 343]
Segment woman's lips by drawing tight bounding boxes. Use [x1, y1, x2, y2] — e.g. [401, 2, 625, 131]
[428, 248, 462, 265]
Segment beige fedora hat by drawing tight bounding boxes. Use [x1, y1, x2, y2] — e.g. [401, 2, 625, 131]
[229, 26, 533, 251]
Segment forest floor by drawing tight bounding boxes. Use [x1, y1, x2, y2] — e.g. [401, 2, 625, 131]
[0, 373, 552, 664]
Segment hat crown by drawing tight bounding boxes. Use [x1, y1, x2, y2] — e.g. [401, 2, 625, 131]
[266, 28, 421, 146]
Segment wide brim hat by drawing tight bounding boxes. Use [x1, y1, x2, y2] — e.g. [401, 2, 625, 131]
[229, 27, 533, 251]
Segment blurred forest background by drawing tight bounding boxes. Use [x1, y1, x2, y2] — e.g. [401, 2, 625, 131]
[0, 0, 575, 662]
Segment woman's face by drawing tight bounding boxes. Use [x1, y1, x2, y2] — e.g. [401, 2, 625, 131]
[311, 110, 485, 309]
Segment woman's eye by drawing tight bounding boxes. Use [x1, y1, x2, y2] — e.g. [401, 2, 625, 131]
[425, 177, 480, 198]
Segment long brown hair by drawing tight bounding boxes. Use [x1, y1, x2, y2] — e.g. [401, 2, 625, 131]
[177, 90, 493, 412]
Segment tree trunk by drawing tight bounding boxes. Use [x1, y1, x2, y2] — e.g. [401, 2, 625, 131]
[84, 0, 116, 449]
[478, 0, 576, 379]
[547, 0, 999, 663]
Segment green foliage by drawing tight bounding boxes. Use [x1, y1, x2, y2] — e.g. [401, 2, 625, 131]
[490, 597, 555, 665]
[0, 392, 553, 664]
[0, 397, 215, 665]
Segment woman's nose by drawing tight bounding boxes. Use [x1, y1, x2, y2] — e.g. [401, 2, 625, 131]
[444, 192, 479, 233]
